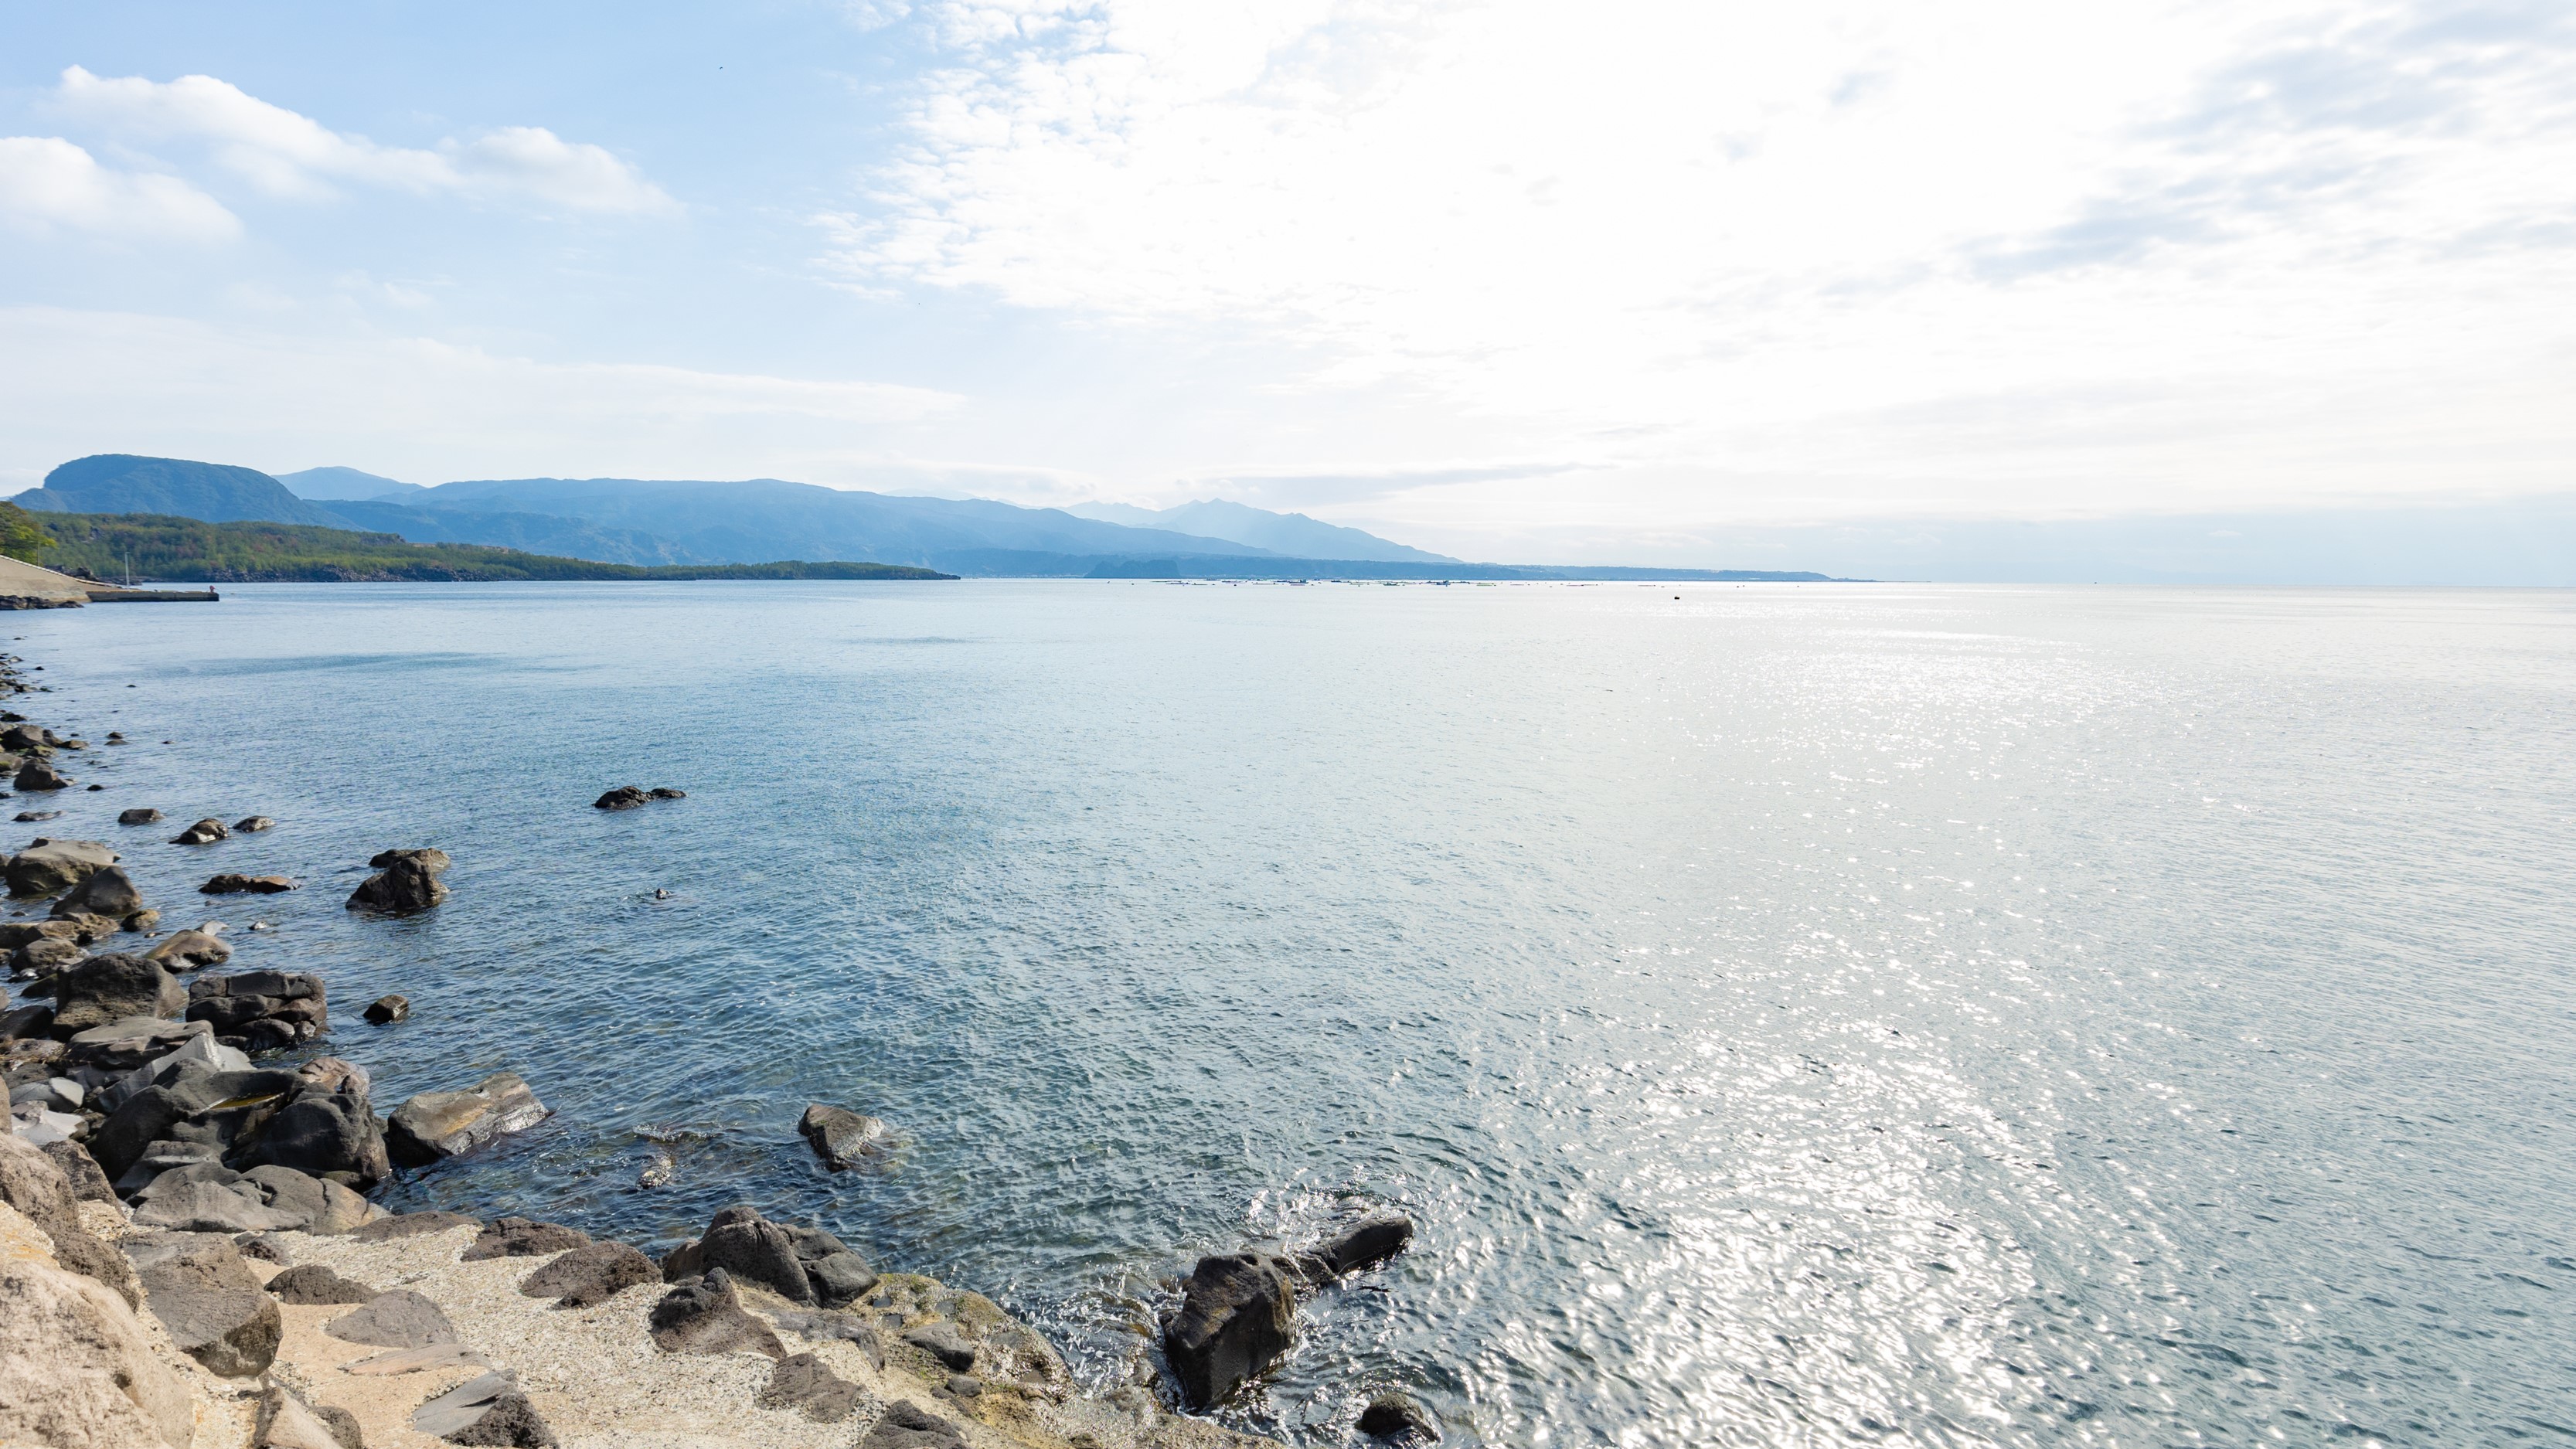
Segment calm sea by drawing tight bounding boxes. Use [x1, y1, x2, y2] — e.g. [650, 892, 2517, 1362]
[11, 581, 2573, 1447]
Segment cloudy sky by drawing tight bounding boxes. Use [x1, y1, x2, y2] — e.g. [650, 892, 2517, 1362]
[1, 1, 2569, 564]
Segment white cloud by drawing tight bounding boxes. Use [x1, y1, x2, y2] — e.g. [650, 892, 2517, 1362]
[0, 135, 239, 240]
[54, 66, 675, 214]
[0, 306, 958, 490]
[818, 0, 2576, 520]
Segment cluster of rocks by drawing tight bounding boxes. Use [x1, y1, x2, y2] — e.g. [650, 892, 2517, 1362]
[1161, 1214, 1423, 1415]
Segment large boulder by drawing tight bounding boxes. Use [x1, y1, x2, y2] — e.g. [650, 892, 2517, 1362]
[89, 1062, 300, 1183]
[0, 1201, 197, 1449]
[6, 838, 116, 896]
[657, 1204, 876, 1309]
[14, 757, 73, 791]
[52, 953, 186, 1032]
[519, 1240, 656, 1308]
[50, 865, 145, 923]
[126, 1230, 284, 1376]
[346, 847, 450, 914]
[1162, 1251, 1299, 1409]
[1294, 1213, 1415, 1282]
[131, 1168, 306, 1233]
[649, 1267, 786, 1357]
[386, 1071, 547, 1165]
[240, 1057, 390, 1187]
[798, 1103, 896, 1171]
[185, 969, 327, 1051]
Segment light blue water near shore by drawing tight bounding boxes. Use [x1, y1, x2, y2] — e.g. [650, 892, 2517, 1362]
[9, 581, 2574, 1447]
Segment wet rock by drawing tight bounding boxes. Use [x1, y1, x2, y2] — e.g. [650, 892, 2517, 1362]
[241, 1062, 390, 1188]
[124, 907, 160, 934]
[462, 1216, 590, 1261]
[0, 1205, 197, 1449]
[267, 1264, 379, 1304]
[858, 1401, 968, 1449]
[254, 1379, 362, 1449]
[0, 723, 51, 752]
[518, 1240, 656, 1308]
[186, 969, 327, 1051]
[51, 865, 145, 923]
[386, 1071, 547, 1166]
[233, 815, 275, 832]
[202, 874, 296, 895]
[127, 1230, 284, 1376]
[798, 1103, 895, 1171]
[6, 838, 116, 896]
[1162, 1251, 1298, 1409]
[1295, 1213, 1416, 1283]
[116, 808, 164, 826]
[13, 808, 61, 821]
[648, 1267, 787, 1357]
[169, 818, 230, 845]
[52, 953, 186, 1032]
[757, 1352, 867, 1423]
[346, 848, 449, 914]
[349, 1209, 481, 1243]
[1358, 1392, 1439, 1441]
[363, 994, 409, 1024]
[145, 927, 231, 970]
[903, 1321, 977, 1372]
[15, 758, 72, 791]
[325, 1288, 458, 1349]
[594, 786, 685, 811]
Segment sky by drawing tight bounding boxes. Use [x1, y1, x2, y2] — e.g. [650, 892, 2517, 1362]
[1, 0, 2570, 570]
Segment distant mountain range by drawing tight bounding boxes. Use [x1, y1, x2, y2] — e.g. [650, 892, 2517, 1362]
[12, 454, 1846, 581]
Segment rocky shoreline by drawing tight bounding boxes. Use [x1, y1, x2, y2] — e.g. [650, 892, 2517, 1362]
[0, 645, 1438, 1449]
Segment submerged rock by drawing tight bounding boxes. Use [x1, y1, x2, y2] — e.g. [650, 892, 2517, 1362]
[233, 815, 275, 832]
[1358, 1392, 1440, 1441]
[594, 786, 686, 811]
[1295, 1213, 1416, 1283]
[363, 994, 409, 1024]
[115, 808, 163, 826]
[200, 874, 296, 895]
[168, 818, 230, 845]
[798, 1103, 896, 1171]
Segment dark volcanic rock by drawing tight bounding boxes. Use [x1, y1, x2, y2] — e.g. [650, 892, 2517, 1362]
[757, 1352, 866, 1423]
[798, 1103, 894, 1171]
[1295, 1213, 1416, 1283]
[363, 993, 410, 1024]
[1358, 1392, 1440, 1441]
[658, 1203, 876, 1308]
[385, 1071, 547, 1166]
[169, 818, 230, 845]
[145, 927, 232, 969]
[445, 1393, 560, 1447]
[51, 953, 186, 1032]
[117, 807, 164, 825]
[267, 1264, 379, 1304]
[649, 1268, 787, 1357]
[592, 786, 648, 811]
[15, 757, 71, 791]
[1163, 1251, 1298, 1409]
[346, 848, 449, 913]
[127, 1230, 284, 1377]
[186, 968, 328, 1050]
[519, 1240, 656, 1308]
[325, 1288, 458, 1349]
[858, 1401, 967, 1449]
[902, 1321, 976, 1372]
[41, 1138, 116, 1202]
[463, 1216, 590, 1261]
[200, 873, 296, 894]
[233, 815, 275, 832]
[244, 1063, 390, 1187]
[50, 865, 144, 922]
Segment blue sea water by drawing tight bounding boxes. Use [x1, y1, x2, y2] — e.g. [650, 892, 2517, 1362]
[9, 580, 2573, 1447]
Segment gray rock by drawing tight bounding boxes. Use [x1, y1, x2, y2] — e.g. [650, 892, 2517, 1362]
[267, 1264, 379, 1304]
[115, 807, 163, 826]
[127, 1230, 284, 1376]
[200, 873, 296, 895]
[1162, 1251, 1298, 1409]
[50, 866, 144, 923]
[903, 1321, 976, 1372]
[186, 969, 328, 1049]
[233, 816, 275, 833]
[15, 757, 72, 791]
[109, 1141, 223, 1197]
[64, 1015, 210, 1074]
[90, 1063, 299, 1183]
[807, 1250, 879, 1309]
[145, 928, 232, 970]
[244, 1065, 389, 1187]
[350, 1210, 479, 1243]
[325, 1288, 458, 1349]
[40, 1138, 116, 1202]
[518, 1240, 656, 1308]
[0, 1221, 196, 1449]
[1, 1000, 53, 1037]
[757, 1352, 866, 1423]
[236, 1233, 294, 1265]
[346, 849, 449, 914]
[11, 934, 83, 978]
[50, 953, 185, 1032]
[858, 1401, 967, 1449]
[133, 1174, 305, 1233]
[798, 1103, 895, 1171]
[1358, 1391, 1440, 1440]
[363, 994, 409, 1025]
[385, 1072, 547, 1166]
[648, 1269, 786, 1357]
[169, 818, 230, 845]
[462, 1216, 590, 1261]
[243, 1164, 373, 1233]
[4, 838, 113, 896]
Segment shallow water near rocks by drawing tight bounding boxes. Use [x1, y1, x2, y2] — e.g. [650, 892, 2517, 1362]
[10, 580, 2574, 1447]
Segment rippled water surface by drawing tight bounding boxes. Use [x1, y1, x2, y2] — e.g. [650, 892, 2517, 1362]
[12, 581, 2574, 1447]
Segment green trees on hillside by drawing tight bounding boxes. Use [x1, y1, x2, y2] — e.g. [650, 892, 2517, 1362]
[0, 502, 53, 563]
